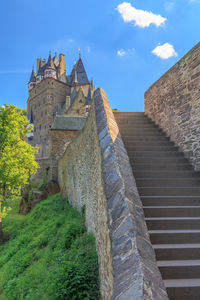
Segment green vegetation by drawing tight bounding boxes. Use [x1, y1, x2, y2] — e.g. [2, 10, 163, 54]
[0, 105, 38, 236]
[0, 194, 100, 300]
[112, 108, 121, 112]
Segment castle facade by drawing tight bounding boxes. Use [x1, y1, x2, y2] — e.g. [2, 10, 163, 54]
[27, 51, 94, 181]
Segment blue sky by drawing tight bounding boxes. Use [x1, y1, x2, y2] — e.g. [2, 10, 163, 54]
[0, 0, 199, 111]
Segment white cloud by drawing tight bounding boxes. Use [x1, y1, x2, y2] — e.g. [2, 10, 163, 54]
[117, 48, 135, 57]
[165, 2, 175, 12]
[87, 46, 91, 53]
[152, 43, 178, 59]
[117, 2, 167, 28]
[117, 49, 127, 56]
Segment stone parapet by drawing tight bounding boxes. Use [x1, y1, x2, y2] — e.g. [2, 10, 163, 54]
[145, 42, 200, 170]
[58, 88, 167, 299]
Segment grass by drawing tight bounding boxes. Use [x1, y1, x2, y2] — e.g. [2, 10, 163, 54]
[0, 194, 100, 300]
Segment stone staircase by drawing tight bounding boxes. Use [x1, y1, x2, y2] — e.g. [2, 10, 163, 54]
[114, 111, 200, 300]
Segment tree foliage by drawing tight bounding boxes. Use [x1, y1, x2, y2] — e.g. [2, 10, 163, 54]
[0, 105, 38, 232]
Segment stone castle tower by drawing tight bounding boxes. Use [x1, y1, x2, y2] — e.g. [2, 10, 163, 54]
[27, 51, 94, 181]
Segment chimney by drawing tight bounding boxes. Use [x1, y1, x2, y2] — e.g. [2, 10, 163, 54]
[58, 54, 66, 78]
[36, 58, 41, 74]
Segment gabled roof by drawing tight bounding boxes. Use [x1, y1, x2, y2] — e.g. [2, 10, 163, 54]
[69, 58, 89, 86]
[29, 69, 36, 83]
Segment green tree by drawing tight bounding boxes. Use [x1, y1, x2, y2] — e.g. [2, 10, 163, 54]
[0, 105, 38, 238]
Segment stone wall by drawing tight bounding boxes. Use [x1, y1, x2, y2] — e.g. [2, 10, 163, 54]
[50, 129, 79, 159]
[58, 88, 167, 299]
[145, 42, 200, 169]
[27, 78, 71, 158]
[32, 158, 58, 185]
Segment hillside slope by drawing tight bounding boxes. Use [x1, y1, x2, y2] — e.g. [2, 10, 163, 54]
[0, 194, 100, 300]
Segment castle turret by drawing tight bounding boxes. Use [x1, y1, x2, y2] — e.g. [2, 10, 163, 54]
[36, 61, 44, 84]
[44, 52, 57, 79]
[28, 67, 36, 91]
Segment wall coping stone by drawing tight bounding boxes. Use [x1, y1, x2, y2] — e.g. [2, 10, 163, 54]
[94, 88, 168, 300]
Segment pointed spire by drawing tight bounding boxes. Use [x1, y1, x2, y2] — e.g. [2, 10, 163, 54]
[29, 67, 36, 83]
[74, 69, 78, 87]
[85, 85, 92, 105]
[90, 78, 95, 91]
[37, 60, 43, 76]
[46, 51, 55, 69]
[78, 47, 81, 58]
[70, 56, 89, 86]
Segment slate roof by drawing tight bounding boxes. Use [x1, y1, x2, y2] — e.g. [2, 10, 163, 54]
[51, 116, 86, 130]
[46, 52, 56, 70]
[85, 86, 92, 105]
[37, 61, 44, 76]
[53, 53, 59, 67]
[29, 69, 36, 82]
[69, 58, 89, 86]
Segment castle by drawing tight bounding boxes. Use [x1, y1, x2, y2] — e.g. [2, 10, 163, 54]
[27, 51, 94, 181]
[26, 43, 200, 299]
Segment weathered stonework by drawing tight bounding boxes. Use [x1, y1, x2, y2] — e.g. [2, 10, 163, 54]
[27, 53, 93, 183]
[58, 88, 167, 299]
[145, 42, 200, 170]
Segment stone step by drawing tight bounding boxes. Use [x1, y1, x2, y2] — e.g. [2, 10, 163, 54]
[141, 196, 200, 206]
[130, 156, 188, 164]
[153, 244, 200, 260]
[122, 135, 170, 142]
[117, 121, 155, 126]
[124, 140, 175, 147]
[113, 111, 145, 116]
[157, 260, 200, 279]
[144, 206, 200, 217]
[133, 170, 198, 179]
[138, 187, 200, 196]
[164, 278, 200, 300]
[146, 217, 200, 230]
[119, 129, 164, 135]
[125, 145, 178, 152]
[128, 150, 184, 158]
[115, 111, 200, 296]
[149, 230, 200, 244]
[118, 124, 159, 131]
[131, 163, 192, 172]
[136, 178, 200, 187]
